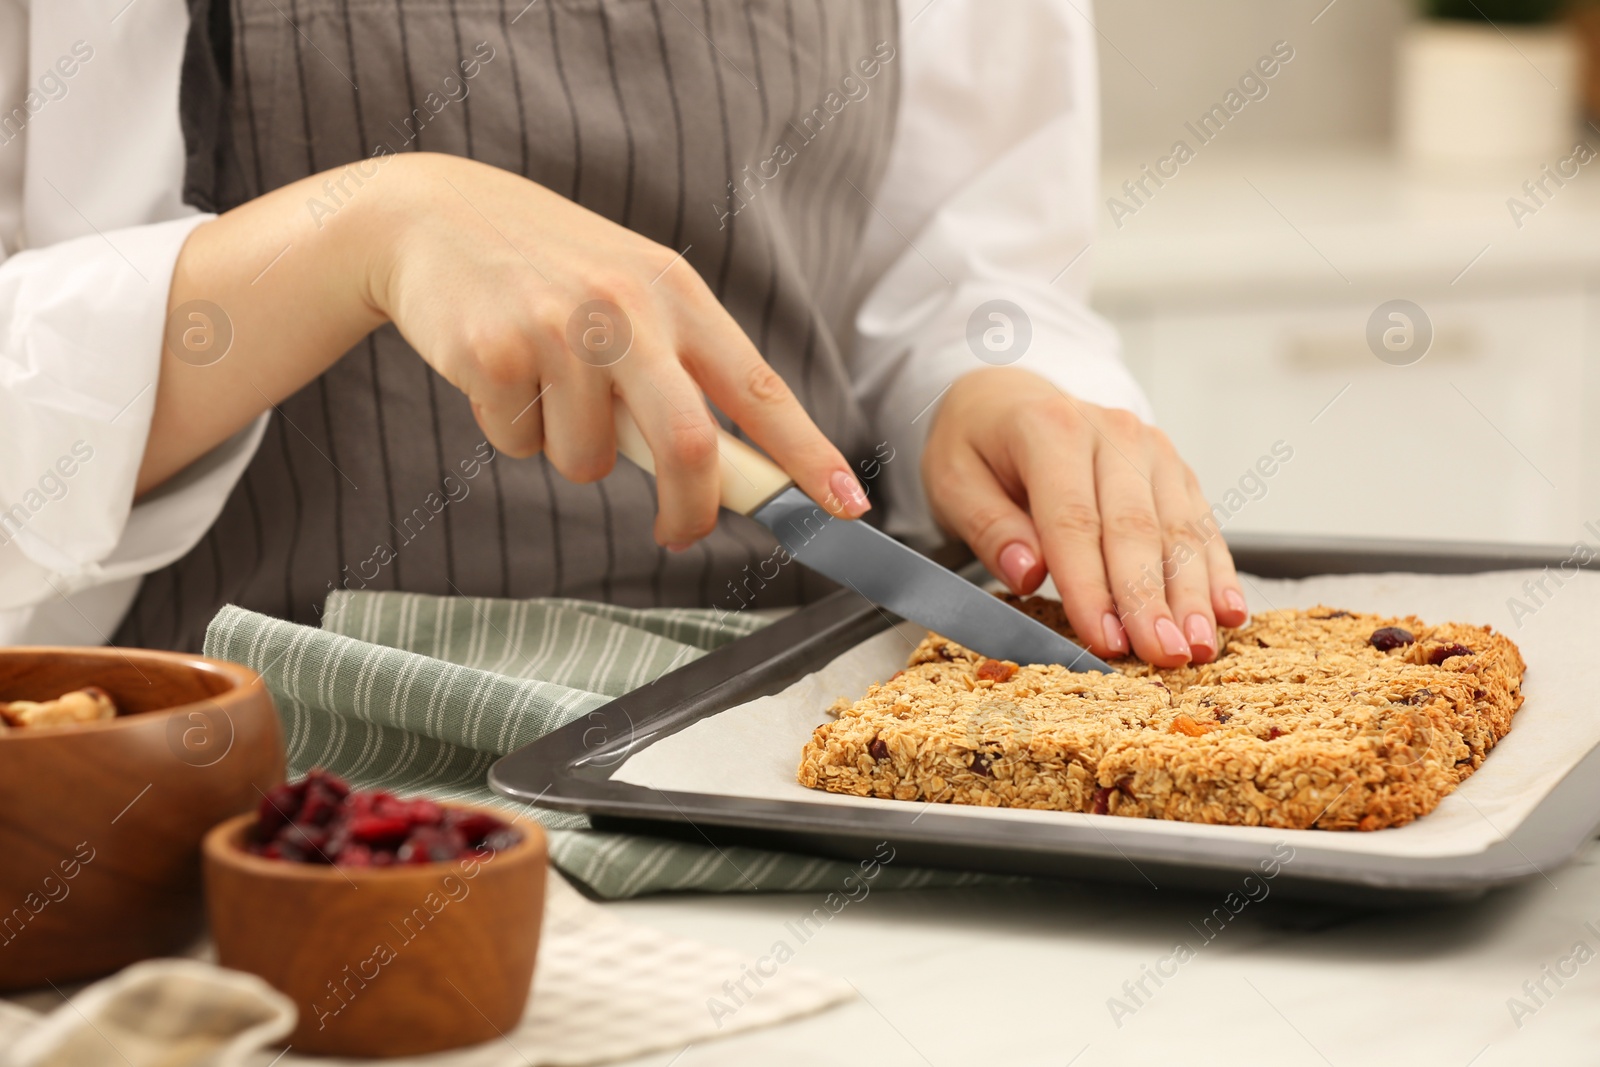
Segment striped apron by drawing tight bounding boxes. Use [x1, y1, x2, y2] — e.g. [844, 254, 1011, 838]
[118, 0, 900, 651]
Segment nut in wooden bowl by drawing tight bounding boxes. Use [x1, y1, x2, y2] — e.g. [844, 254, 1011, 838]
[203, 790, 547, 1058]
[0, 646, 285, 990]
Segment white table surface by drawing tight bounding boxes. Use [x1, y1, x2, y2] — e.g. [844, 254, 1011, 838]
[603, 839, 1600, 1067]
[7, 840, 1596, 1065]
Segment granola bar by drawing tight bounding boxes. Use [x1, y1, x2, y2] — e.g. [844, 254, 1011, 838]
[796, 599, 1525, 831]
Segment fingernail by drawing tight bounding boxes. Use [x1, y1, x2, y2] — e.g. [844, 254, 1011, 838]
[997, 542, 1039, 591]
[829, 470, 871, 517]
[665, 542, 693, 553]
[1102, 612, 1128, 655]
[1185, 613, 1216, 659]
[1224, 588, 1248, 618]
[1154, 616, 1191, 659]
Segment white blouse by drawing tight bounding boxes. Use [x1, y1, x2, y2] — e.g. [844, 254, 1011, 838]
[0, 0, 1149, 645]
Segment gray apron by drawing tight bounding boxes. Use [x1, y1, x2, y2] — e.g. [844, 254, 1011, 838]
[119, 0, 899, 651]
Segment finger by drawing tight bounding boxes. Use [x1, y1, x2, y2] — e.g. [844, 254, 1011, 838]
[451, 334, 546, 459]
[926, 441, 1048, 596]
[471, 390, 544, 460]
[1191, 477, 1248, 628]
[1094, 417, 1190, 667]
[542, 358, 616, 484]
[680, 312, 868, 519]
[1012, 412, 1129, 658]
[1151, 448, 1216, 663]
[613, 359, 722, 547]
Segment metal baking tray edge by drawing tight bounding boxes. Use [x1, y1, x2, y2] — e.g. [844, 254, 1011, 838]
[490, 535, 1600, 904]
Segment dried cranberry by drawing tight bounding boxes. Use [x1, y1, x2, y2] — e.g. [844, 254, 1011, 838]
[444, 809, 507, 843]
[347, 814, 413, 847]
[1266, 726, 1287, 740]
[334, 844, 374, 867]
[343, 791, 379, 818]
[373, 794, 412, 821]
[1369, 627, 1415, 652]
[397, 826, 468, 864]
[1428, 643, 1473, 665]
[298, 782, 344, 827]
[1115, 775, 1136, 798]
[323, 823, 351, 854]
[277, 822, 330, 858]
[868, 737, 890, 761]
[1091, 786, 1113, 815]
[257, 782, 302, 832]
[303, 768, 351, 798]
[480, 827, 524, 853]
[408, 799, 446, 826]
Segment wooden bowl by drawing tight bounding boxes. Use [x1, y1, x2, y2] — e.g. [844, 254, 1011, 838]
[203, 807, 547, 1057]
[0, 647, 284, 990]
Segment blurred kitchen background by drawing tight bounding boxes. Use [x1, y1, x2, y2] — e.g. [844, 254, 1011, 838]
[1086, 0, 1600, 547]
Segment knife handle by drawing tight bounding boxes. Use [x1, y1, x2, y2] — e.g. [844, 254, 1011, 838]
[613, 400, 795, 517]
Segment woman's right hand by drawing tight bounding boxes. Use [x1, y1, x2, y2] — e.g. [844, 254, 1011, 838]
[146, 153, 868, 546]
[359, 153, 869, 547]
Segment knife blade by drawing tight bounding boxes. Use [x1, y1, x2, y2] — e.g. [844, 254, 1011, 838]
[614, 403, 1113, 672]
[753, 486, 1112, 671]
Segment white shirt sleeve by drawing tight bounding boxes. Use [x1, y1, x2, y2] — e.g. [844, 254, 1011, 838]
[855, 0, 1152, 546]
[0, 0, 265, 644]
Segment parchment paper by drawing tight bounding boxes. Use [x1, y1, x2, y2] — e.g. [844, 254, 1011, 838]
[616, 570, 1598, 858]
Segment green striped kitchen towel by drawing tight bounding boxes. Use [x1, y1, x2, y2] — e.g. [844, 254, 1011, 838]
[203, 591, 991, 899]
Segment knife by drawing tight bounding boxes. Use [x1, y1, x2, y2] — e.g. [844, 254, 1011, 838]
[614, 405, 1113, 673]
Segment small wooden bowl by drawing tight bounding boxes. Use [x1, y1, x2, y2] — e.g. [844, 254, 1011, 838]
[0, 647, 284, 991]
[203, 807, 547, 1058]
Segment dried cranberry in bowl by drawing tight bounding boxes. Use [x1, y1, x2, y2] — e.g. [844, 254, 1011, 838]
[244, 769, 521, 867]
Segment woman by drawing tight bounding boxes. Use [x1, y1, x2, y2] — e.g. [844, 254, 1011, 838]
[0, 0, 1244, 666]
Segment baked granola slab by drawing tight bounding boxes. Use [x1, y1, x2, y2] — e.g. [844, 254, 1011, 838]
[797, 598, 1525, 831]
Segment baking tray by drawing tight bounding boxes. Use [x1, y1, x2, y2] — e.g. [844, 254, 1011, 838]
[490, 533, 1600, 904]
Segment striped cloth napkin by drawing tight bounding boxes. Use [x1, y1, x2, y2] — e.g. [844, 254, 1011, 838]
[203, 592, 987, 899]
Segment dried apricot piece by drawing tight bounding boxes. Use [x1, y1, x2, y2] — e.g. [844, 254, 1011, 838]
[976, 659, 1017, 683]
[1169, 714, 1213, 737]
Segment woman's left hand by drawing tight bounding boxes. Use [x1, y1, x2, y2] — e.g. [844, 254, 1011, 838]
[921, 366, 1249, 667]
